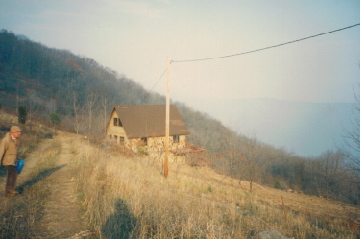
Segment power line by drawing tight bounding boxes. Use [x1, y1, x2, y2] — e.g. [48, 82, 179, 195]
[172, 23, 360, 63]
[142, 23, 360, 101]
[141, 68, 167, 103]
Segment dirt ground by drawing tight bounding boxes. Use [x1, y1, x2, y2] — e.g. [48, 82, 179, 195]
[34, 133, 91, 238]
[0, 133, 93, 238]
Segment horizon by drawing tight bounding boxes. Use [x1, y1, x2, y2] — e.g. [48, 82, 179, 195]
[1, 0, 359, 156]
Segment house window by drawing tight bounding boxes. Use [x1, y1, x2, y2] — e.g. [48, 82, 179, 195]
[141, 137, 148, 146]
[113, 118, 122, 127]
[120, 136, 125, 145]
[173, 135, 180, 143]
[114, 135, 118, 142]
[109, 134, 112, 139]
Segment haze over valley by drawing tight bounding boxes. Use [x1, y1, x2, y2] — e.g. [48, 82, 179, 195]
[196, 98, 354, 156]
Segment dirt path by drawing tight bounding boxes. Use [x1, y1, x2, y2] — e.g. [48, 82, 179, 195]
[34, 133, 91, 238]
[0, 132, 92, 238]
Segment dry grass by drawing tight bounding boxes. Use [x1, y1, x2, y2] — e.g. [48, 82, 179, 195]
[71, 136, 360, 239]
[0, 107, 358, 239]
[0, 139, 61, 238]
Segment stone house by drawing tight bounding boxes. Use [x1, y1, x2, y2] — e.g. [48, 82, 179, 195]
[106, 105, 191, 161]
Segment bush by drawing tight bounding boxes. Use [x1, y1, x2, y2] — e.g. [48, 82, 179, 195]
[49, 112, 61, 129]
[18, 105, 27, 124]
[274, 181, 282, 190]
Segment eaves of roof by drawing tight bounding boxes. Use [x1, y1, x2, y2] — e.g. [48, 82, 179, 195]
[113, 105, 190, 138]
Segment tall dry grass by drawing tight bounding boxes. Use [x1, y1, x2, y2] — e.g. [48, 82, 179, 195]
[0, 139, 61, 238]
[72, 137, 358, 239]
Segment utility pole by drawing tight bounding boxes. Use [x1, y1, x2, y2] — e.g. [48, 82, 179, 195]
[164, 57, 170, 178]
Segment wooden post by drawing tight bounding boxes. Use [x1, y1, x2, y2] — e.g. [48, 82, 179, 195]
[164, 57, 170, 178]
[281, 195, 287, 222]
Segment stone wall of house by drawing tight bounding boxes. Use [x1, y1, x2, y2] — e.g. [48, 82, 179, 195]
[106, 110, 187, 164]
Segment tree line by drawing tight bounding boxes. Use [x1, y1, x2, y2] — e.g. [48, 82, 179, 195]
[0, 29, 359, 204]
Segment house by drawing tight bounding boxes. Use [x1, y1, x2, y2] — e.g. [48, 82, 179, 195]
[106, 105, 191, 161]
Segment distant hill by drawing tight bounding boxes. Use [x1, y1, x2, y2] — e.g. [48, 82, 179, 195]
[195, 98, 354, 156]
[0, 29, 239, 154]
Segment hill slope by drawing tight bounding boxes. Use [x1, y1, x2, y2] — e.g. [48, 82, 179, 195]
[0, 29, 229, 152]
[1, 132, 359, 238]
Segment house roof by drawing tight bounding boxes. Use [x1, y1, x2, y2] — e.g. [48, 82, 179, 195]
[112, 105, 190, 138]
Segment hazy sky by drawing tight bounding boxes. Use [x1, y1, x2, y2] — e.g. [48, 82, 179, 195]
[1, 1, 360, 155]
[1, 0, 359, 104]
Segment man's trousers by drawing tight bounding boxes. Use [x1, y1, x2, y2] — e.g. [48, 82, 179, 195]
[5, 165, 17, 193]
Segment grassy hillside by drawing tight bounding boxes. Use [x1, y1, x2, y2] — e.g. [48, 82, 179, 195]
[75, 136, 360, 238]
[0, 30, 359, 205]
[1, 126, 359, 238]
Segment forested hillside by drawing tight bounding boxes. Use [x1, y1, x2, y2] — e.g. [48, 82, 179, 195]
[0, 29, 359, 204]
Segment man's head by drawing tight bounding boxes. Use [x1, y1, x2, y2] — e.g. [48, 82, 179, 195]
[10, 126, 21, 139]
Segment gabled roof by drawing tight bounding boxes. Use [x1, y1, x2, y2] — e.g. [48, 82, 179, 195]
[111, 105, 190, 138]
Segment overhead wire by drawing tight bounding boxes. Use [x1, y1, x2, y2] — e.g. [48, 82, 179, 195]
[172, 23, 360, 63]
[142, 23, 360, 102]
[141, 68, 167, 103]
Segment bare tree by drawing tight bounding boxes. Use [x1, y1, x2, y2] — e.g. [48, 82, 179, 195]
[27, 88, 38, 129]
[46, 98, 57, 114]
[344, 92, 360, 171]
[321, 150, 343, 197]
[84, 93, 98, 135]
[73, 93, 81, 134]
[343, 80, 360, 192]
[100, 94, 111, 135]
[240, 137, 261, 192]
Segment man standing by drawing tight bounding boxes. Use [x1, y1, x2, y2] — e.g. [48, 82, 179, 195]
[0, 126, 21, 197]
